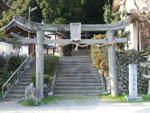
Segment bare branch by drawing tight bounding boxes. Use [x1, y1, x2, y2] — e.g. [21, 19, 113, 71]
[133, 0, 150, 24]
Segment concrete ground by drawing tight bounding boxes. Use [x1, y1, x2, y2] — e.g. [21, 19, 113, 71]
[0, 97, 150, 113]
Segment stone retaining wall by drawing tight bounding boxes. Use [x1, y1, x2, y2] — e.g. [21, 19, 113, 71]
[116, 50, 148, 94]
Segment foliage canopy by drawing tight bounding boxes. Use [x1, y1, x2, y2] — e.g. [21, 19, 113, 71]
[0, 0, 106, 28]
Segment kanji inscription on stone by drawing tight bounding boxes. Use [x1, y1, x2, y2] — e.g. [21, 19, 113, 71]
[129, 64, 137, 97]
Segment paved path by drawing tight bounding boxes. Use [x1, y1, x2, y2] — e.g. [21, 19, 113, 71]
[0, 99, 150, 113]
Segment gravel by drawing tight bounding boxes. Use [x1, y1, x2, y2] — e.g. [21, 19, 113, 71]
[0, 97, 150, 113]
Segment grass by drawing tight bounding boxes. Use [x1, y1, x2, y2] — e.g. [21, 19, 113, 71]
[42, 96, 65, 104]
[42, 95, 99, 104]
[99, 94, 127, 102]
[139, 94, 150, 102]
[19, 96, 65, 106]
[41, 94, 150, 104]
[99, 93, 150, 103]
[19, 94, 150, 106]
[19, 97, 40, 106]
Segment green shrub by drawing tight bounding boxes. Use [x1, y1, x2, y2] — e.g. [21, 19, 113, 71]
[7, 56, 25, 72]
[0, 56, 6, 70]
[31, 55, 58, 86]
[63, 44, 72, 56]
[21, 97, 40, 106]
[31, 55, 58, 96]
[0, 71, 11, 89]
[44, 55, 58, 76]
[31, 73, 53, 87]
[90, 34, 109, 77]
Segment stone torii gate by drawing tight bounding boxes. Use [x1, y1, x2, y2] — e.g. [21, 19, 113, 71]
[16, 17, 130, 100]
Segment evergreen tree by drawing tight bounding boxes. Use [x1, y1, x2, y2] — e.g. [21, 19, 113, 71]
[0, 0, 108, 27]
[36, 0, 106, 24]
[0, 0, 42, 28]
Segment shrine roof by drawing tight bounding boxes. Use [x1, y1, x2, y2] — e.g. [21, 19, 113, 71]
[4, 16, 36, 35]
[3, 16, 62, 38]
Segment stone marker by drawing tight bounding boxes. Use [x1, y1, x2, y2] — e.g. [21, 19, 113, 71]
[126, 64, 142, 101]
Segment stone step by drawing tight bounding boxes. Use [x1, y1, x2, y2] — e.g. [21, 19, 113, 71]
[12, 86, 26, 90]
[59, 59, 91, 61]
[21, 76, 32, 79]
[17, 82, 31, 86]
[54, 56, 102, 96]
[56, 74, 99, 77]
[58, 65, 92, 67]
[55, 83, 101, 87]
[26, 70, 35, 72]
[56, 77, 100, 80]
[19, 79, 32, 82]
[54, 90, 102, 95]
[55, 85, 102, 88]
[58, 62, 92, 65]
[59, 58, 91, 60]
[23, 74, 33, 77]
[27, 67, 35, 69]
[56, 71, 97, 74]
[24, 72, 35, 75]
[59, 56, 91, 61]
[4, 98, 21, 101]
[57, 66, 93, 69]
[57, 72, 97, 74]
[57, 71, 97, 74]
[56, 75, 99, 78]
[5, 94, 24, 100]
[56, 80, 101, 83]
[4, 59, 36, 101]
[57, 68, 97, 71]
[9, 90, 25, 94]
[55, 87, 102, 90]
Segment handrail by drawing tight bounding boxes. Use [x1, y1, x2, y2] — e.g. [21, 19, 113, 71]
[2, 51, 34, 98]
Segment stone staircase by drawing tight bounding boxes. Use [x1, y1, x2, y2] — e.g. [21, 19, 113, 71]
[71, 49, 90, 56]
[5, 60, 35, 101]
[54, 56, 103, 96]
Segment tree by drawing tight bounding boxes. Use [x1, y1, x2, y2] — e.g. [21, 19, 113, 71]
[82, 0, 105, 24]
[0, 0, 42, 28]
[134, 0, 150, 23]
[0, 0, 107, 27]
[36, 0, 106, 24]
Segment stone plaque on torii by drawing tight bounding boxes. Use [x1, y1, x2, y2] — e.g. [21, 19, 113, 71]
[70, 23, 81, 41]
[10, 16, 130, 100]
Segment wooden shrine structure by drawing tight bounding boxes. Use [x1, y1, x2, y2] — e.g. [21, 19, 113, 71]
[3, 16, 60, 56]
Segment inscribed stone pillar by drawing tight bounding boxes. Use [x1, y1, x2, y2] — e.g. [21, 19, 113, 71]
[36, 30, 44, 100]
[107, 30, 118, 97]
[126, 64, 142, 101]
[129, 64, 137, 97]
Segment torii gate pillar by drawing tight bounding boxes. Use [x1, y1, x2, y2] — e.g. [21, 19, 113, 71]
[107, 30, 118, 97]
[36, 29, 44, 100]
